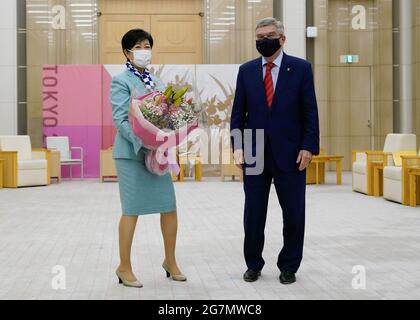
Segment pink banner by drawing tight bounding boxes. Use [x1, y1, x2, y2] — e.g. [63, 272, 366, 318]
[101, 66, 116, 150]
[43, 65, 108, 179]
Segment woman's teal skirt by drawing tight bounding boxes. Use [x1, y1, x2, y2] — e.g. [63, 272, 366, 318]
[115, 157, 177, 216]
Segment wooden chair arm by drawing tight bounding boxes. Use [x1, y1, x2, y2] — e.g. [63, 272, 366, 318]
[352, 150, 368, 165]
[365, 151, 391, 155]
[352, 150, 383, 164]
[0, 151, 18, 155]
[366, 151, 390, 166]
[402, 156, 420, 168]
[32, 148, 48, 160]
[402, 156, 420, 205]
[401, 156, 420, 161]
[0, 151, 18, 188]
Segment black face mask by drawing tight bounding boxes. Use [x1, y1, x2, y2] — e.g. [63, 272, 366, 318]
[256, 38, 281, 58]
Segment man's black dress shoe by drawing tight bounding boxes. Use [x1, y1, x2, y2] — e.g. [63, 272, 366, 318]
[279, 272, 296, 285]
[243, 269, 261, 282]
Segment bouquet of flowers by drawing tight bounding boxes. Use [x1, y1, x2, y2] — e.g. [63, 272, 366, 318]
[130, 85, 201, 176]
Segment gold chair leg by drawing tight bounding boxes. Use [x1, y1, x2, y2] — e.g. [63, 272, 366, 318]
[179, 164, 185, 182]
[195, 162, 202, 182]
[410, 175, 417, 207]
[337, 160, 342, 185]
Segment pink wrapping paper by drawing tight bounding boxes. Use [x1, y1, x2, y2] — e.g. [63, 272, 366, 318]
[129, 94, 199, 176]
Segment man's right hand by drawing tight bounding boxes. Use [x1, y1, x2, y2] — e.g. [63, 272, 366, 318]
[233, 149, 244, 169]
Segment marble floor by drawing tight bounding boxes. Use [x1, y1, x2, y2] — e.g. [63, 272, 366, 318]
[0, 172, 419, 300]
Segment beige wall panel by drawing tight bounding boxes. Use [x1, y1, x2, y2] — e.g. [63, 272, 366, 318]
[314, 0, 392, 167]
[377, 101, 394, 136]
[314, 0, 328, 28]
[328, 0, 350, 31]
[318, 101, 329, 136]
[99, 0, 203, 15]
[351, 136, 372, 153]
[377, 30, 393, 65]
[416, 26, 420, 63]
[26, 30, 49, 67]
[67, 29, 98, 64]
[27, 66, 43, 103]
[235, 29, 262, 63]
[329, 102, 351, 136]
[350, 101, 372, 136]
[329, 67, 349, 101]
[320, 136, 329, 152]
[151, 15, 202, 64]
[374, 65, 393, 101]
[314, 65, 328, 101]
[328, 31, 349, 65]
[376, 135, 387, 150]
[205, 0, 272, 64]
[314, 29, 328, 65]
[27, 101, 43, 120]
[350, 67, 371, 101]
[27, 114, 43, 147]
[330, 137, 351, 170]
[417, 62, 420, 99]
[377, 0, 393, 29]
[349, 32, 373, 66]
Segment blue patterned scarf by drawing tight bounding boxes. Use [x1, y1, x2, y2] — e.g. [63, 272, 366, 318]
[126, 61, 155, 91]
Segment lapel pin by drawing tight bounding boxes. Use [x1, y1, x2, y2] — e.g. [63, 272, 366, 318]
[287, 67, 291, 72]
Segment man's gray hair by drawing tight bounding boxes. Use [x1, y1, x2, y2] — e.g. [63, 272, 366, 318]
[256, 17, 285, 34]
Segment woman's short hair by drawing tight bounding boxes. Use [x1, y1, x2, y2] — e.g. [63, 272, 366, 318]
[121, 29, 154, 54]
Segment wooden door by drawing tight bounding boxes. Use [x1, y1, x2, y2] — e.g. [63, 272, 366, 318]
[329, 66, 373, 170]
[99, 15, 150, 64]
[98, 0, 203, 64]
[150, 15, 202, 64]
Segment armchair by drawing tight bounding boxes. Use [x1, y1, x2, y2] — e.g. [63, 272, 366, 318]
[46, 136, 84, 180]
[352, 134, 417, 195]
[0, 135, 49, 188]
[383, 150, 420, 205]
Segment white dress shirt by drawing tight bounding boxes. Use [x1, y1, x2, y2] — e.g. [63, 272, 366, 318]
[262, 50, 284, 90]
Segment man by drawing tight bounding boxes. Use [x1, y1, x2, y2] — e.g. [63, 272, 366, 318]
[230, 18, 320, 285]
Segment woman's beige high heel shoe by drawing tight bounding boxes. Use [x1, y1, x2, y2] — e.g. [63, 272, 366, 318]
[116, 270, 143, 288]
[162, 262, 187, 282]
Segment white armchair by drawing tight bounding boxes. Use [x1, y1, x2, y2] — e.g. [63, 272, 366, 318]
[46, 136, 84, 180]
[352, 134, 417, 195]
[383, 149, 420, 205]
[0, 135, 49, 188]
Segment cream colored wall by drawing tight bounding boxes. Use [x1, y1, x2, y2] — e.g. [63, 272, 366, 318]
[282, 0, 306, 58]
[26, 0, 273, 147]
[313, 0, 394, 170]
[313, 0, 329, 168]
[372, 0, 394, 150]
[205, 0, 273, 64]
[26, 0, 99, 147]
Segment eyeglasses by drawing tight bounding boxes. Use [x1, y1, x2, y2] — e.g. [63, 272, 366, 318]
[256, 36, 281, 41]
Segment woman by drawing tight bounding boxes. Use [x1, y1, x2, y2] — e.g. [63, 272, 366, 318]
[110, 29, 186, 288]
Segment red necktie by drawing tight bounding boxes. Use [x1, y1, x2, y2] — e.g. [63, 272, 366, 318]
[264, 62, 275, 108]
